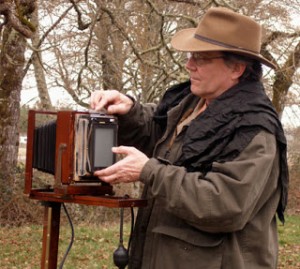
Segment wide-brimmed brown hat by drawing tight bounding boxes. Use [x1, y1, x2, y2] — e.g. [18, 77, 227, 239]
[171, 7, 276, 69]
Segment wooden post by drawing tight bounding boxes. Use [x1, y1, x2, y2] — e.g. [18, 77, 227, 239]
[41, 202, 61, 269]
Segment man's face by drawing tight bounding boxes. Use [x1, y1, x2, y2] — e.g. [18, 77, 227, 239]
[185, 52, 241, 102]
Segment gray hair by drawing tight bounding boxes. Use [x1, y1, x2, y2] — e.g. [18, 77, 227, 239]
[222, 52, 263, 82]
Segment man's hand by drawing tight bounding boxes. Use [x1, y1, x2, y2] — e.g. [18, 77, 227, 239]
[90, 90, 134, 115]
[94, 146, 149, 184]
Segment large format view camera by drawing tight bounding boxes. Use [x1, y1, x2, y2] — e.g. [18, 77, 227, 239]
[24, 110, 147, 269]
[25, 110, 118, 195]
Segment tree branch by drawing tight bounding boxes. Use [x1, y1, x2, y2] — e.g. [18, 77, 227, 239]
[23, 3, 73, 78]
[0, 0, 36, 38]
[68, 0, 91, 30]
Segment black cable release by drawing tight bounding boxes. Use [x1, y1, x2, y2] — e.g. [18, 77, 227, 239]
[113, 207, 129, 269]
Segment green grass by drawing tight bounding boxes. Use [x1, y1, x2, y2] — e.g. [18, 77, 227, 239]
[0, 222, 129, 269]
[1, 215, 299, 269]
[278, 215, 300, 269]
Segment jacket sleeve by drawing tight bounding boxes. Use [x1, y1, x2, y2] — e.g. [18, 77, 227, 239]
[117, 101, 163, 157]
[139, 130, 280, 233]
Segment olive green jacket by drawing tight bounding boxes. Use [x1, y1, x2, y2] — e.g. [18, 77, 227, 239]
[118, 94, 281, 269]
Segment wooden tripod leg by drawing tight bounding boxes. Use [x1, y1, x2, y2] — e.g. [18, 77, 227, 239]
[41, 202, 62, 269]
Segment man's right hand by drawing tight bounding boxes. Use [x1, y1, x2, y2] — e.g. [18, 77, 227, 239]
[90, 90, 134, 115]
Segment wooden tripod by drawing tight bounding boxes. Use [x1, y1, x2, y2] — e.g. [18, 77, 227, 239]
[29, 190, 146, 269]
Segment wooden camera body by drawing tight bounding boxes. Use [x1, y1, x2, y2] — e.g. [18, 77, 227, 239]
[24, 110, 118, 196]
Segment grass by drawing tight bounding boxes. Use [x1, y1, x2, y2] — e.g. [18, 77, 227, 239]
[278, 215, 300, 268]
[0, 221, 128, 269]
[0, 215, 299, 269]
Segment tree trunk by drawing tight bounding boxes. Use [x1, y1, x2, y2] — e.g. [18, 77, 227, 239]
[272, 42, 300, 118]
[0, 25, 27, 186]
[95, 2, 124, 91]
[31, 4, 53, 110]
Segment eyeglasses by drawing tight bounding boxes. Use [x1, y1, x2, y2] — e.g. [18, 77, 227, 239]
[186, 52, 224, 65]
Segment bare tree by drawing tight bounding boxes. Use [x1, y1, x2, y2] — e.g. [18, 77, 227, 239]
[0, 0, 36, 191]
[0, 1, 39, 226]
[270, 35, 300, 117]
[26, 0, 299, 115]
[30, 3, 53, 110]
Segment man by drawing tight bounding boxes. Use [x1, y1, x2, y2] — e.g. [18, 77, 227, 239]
[90, 7, 288, 269]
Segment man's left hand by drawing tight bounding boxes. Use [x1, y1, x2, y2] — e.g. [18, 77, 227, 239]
[94, 146, 149, 184]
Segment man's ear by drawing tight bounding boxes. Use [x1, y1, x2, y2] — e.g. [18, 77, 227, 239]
[232, 62, 247, 80]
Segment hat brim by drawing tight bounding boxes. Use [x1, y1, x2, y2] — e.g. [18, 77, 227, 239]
[171, 28, 277, 69]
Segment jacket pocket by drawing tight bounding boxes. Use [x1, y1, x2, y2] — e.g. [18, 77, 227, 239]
[152, 224, 224, 247]
[149, 225, 225, 269]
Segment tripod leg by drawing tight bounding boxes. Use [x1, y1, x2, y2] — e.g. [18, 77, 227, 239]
[41, 202, 61, 269]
